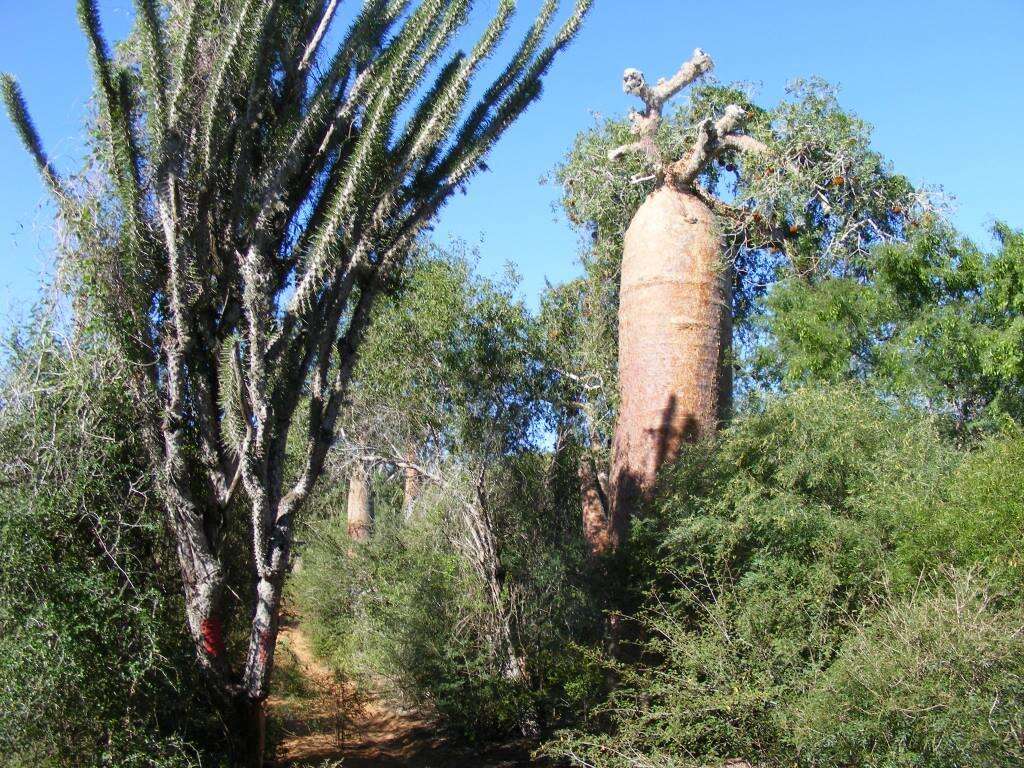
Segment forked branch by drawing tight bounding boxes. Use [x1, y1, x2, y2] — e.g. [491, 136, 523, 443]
[608, 49, 768, 193]
[607, 48, 714, 166]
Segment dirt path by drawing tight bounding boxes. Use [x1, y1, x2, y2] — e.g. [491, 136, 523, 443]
[267, 620, 537, 767]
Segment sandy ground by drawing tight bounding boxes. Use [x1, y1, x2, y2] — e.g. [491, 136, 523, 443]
[267, 620, 538, 767]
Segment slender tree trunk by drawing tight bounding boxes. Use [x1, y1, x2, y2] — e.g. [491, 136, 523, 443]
[609, 186, 732, 545]
[579, 454, 612, 557]
[239, 525, 294, 767]
[346, 463, 374, 541]
[461, 490, 527, 683]
[403, 449, 421, 520]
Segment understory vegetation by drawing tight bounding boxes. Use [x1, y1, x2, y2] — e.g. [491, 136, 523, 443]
[544, 387, 1024, 768]
[0, 327, 236, 766]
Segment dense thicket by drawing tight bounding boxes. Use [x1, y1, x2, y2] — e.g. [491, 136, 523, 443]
[3, 5, 592, 751]
[292, 251, 605, 738]
[2, 9, 1022, 765]
[545, 387, 1024, 768]
[0, 326, 234, 766]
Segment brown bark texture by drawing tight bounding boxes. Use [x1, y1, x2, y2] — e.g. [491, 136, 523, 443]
[579, 454, 613, 557]
[403, 454, 421, 520]
[608, 186, 732, 543]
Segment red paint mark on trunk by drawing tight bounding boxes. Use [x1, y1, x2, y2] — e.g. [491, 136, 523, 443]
[257, 628, 273, 665]
[201, 617, 226, 658]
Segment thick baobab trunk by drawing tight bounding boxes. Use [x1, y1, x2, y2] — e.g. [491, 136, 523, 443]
[609, 186, 733, 543]
[346, 464, 374, 541]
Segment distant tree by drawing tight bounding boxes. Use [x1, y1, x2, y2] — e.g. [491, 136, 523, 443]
[345, 461, 375, 542]
[334, 250, 545, 685]
[556, 52, 925, 551]
[2, 0, 591, 758]
[539, 277, 618, 557]
[298, 250, 600, 735]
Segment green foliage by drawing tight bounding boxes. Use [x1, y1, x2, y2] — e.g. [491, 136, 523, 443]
[758, 224, 1024, 433]
[348, 246, 544, 456]
[295, 251, 605, 739]
[294, 458, 602, 741]
[893, 431, 1024, 590]
[545, 387, 1024, 768]
[792, 575, 1024, 768]
[538, 275, 618, 457]
[0, 325, 226, 767]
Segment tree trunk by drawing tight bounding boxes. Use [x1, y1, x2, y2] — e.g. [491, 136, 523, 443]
[228, 695, 267, 768]
[346, 463, 374, 542]
[403, 450, 421, 520]
[579, 454, 612, 557]
[168, 500, 233, 677]
[239, 530, 293, 767]
[609, 186, 732, 545]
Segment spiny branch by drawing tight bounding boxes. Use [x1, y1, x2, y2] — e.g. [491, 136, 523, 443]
[1, 75, 64, 196]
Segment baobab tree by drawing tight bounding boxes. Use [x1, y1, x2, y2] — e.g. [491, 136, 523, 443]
[3, 0, 591, 758]
[605, 49, 759, 545]
[556, 51, 924, 552]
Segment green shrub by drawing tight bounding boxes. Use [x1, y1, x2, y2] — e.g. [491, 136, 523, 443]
[293, 452, 604, 741]
[792, 572, 1024, 768]
[294, 492, 529, 740]
[0, 327, 225, 767]
[546, 386, 1023, 768]
[894, 433, 1024, 590]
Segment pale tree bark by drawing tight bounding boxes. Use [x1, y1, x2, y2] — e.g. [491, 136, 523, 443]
[402, 447, 422, 520]
[609, 187, 732, 538]
[604, 50, 764, 548]
[346, 462, 374, 542]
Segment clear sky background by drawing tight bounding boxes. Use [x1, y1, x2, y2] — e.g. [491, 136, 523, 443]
[2, 0, 1023, 324]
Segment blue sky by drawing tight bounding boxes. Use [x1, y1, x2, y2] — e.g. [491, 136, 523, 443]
[2, 0, 1023, 323]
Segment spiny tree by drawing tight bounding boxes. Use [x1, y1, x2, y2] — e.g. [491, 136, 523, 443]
[2, 0, 591, 752]
[558, 51, 923, 551]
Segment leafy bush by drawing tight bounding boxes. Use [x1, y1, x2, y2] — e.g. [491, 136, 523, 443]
[894, 434, 1024, 590]
[294, 488, 530, 740]
[0, 326, 226, 767]
[756, 225, 1024, 433]
[293, 453, 604, 741]
[792, 573, 1024, 768]
[546, 386, 1024, 768]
